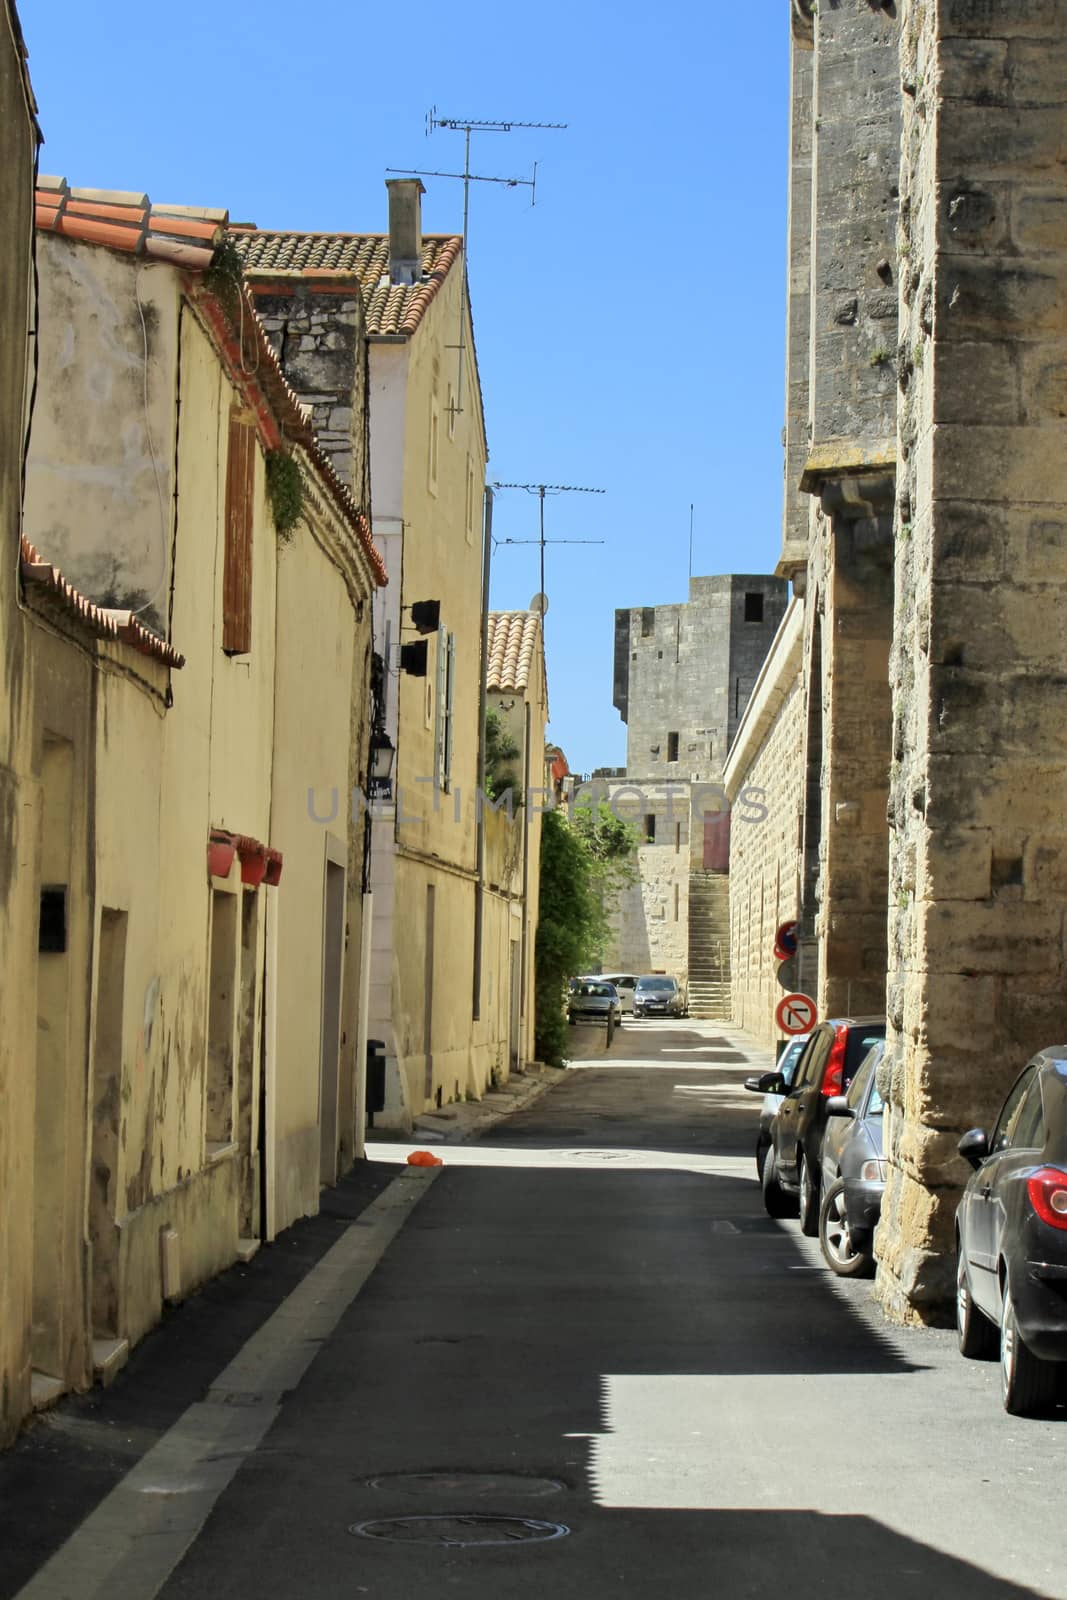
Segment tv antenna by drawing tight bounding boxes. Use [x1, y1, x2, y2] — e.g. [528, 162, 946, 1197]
[491, 482, 606, 605]
[386, 109, 567, 424]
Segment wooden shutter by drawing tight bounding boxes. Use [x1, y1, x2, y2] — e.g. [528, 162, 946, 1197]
[444, 632, 456, 790]
[223, 412, 255, 654]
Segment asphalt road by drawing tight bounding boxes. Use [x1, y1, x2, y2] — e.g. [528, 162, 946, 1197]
[13, 1022, 1067, 1599]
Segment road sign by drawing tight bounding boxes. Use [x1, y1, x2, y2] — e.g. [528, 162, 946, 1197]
[775, 955, 798, 992]
[773, 920, 798, 960]
[775, 992, 817, 1036]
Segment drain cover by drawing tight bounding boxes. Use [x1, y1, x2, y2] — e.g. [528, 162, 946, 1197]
[368, 1472, 564, 1499]
[350, 1514, 569, 1547]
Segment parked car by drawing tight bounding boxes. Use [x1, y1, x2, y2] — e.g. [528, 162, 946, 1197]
[567, 979, 623, 1027]
[758, 1016, 887, 1232]
[818, 1041, 887, 1277]
[600, 974, 637, 1014]
[955, 1048, 1067, 1416]
[744, 1033, 810, 1184]
[632, 975, 686, 1019]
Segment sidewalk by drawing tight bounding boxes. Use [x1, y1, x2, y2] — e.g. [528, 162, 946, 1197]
[0, 1068, 564, 1600]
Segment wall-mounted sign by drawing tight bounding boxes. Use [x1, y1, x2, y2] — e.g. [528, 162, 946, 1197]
[773, 920, 798, 961]
[775, 992, 816, 1036]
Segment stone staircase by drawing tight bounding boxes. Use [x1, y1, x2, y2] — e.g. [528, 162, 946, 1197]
[687, 870, 732, 1020]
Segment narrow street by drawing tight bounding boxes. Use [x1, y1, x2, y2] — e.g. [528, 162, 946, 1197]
[8, 1023, 1066, 1600]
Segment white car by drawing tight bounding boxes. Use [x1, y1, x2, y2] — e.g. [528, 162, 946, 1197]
[600, 973, 637, 1014]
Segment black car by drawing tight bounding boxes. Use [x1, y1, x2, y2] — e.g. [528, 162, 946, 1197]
[758, 1017, 886, 1233]
[818, 1041, 887, 1277]
[955, 1049, 1067, 1416]
[744, 1033, 810, 1184]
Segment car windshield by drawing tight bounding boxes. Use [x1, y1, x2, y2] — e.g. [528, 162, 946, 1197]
[778, 1036, 808, 1086]
[579, 983, 614, 997]
[844, 1024, 887, 1083]
[637, 978, 675, 992]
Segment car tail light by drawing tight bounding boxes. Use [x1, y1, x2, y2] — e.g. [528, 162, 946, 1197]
[1027, 1167, 1067, 1229]
[820, 1028, 848, 1097]
[860, 1160, 888, 1182]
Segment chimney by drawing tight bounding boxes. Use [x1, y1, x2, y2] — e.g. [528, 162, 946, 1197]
[386, 179, 425, 286]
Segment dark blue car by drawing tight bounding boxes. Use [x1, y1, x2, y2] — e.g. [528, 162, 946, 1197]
[955, 1049, 1067, 1416]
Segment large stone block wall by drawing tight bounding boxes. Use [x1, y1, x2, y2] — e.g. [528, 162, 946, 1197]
[728, 665, 806, 1046]
[592, 782, 692, 978]
[780, 19, 813, 575]
[878, 0, 1067, 1321]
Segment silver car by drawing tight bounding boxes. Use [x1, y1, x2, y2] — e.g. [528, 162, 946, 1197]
[745, 1033, 810, 1181]
[567, 979, 622, 1026]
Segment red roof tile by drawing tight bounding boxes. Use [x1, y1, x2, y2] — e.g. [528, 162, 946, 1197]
[35, 176, 223, 269]
[230, 231, 462, 337]
[20, 537, 186, 667]
[486, 611, 543, 693]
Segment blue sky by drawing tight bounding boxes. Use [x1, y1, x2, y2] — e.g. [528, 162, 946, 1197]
[20, 0, 790, 773]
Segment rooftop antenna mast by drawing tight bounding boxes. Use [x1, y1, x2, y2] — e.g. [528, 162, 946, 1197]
[387, 109, 566, 423]
[491, 483, 606, 610]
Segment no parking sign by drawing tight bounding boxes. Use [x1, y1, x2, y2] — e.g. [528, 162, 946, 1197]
[775, 992, 817, 1036]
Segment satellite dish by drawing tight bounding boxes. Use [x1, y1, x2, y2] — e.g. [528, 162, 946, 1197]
[529, 592, 549, 617]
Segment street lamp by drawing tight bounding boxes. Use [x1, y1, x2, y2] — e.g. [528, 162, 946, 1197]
[368, 728, 395, 799]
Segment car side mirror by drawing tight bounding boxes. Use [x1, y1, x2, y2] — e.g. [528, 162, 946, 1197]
[745, 1071, 784, 1094]
[825, 1095, 854, 1118]
[958, 1128, 989, 1169]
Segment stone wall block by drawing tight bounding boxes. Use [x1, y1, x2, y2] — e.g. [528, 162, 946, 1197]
[920, 825, 993, 900]
[927, 752, 1067, 832]
[940, 0, 1067, 40]
[1018, 342, 1067, 420]
[939, 179, 1013, 254]
[920, 899, 1063, 973]
[931, 584, 1067, 671]
[1012, 189, 1067, 254]
[1022, 833, 1067, 897]
[930, 671, 1067, 758]
[931, 420, 1067, 504]
[938, 257, 1067, 339]
[927, 502, 1009, 580]
[932, 339, 1020, 423]
[937, 104, 1067, 174]
[874, 1170, 955, 1317]
[909, 969, 999, 1047]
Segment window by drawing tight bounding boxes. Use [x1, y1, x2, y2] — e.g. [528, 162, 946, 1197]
[644, 813, 656, 843]
[434, 626, 456, 792]
[744, 591, 764, 623]
[223, 411, 256, 654]
[428, 396, 440, 494]
[675, 823, 681, 854]
[641, 607, 655, 638]
[38, 886, 67, 953]
[447, 383, 457, 439]
[667, 731, 679, 762]
[1010, 1075, 1046, 1150]
[992, 1068, 1035, 1152]
[674, 884, 679, 921]
[465, 457, 477, 545]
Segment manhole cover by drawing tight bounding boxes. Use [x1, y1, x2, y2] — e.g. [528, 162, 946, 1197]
[349, 1514, 570, 1547]
[368, 1472, 564, 1499]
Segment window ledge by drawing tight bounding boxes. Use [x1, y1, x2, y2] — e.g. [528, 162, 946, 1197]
[205, 1140, 237, 1166]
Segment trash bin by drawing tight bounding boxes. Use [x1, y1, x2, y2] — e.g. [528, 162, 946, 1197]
[366, 1038, 386, 1125]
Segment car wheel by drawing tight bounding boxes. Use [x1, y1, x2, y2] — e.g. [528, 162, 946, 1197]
[956, 1245, 997, 1360]
[755, 1139, 769, 1181]
[1000, 1282, 1059, 1417]
[818, 1180, 873, 1278]
[798, 1153, 820, 1237]
[761, 1144, 799, 1220]
[568, 1015, 576, 1026]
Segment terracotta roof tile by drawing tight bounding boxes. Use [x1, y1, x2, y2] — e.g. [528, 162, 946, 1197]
[35, 176, 224, 269]
[20, 537, 186, 667]
[230, 231, 462, 337]
[486, 611, 543, 693]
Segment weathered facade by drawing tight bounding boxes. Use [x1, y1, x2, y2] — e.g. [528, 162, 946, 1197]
[729, 0, 1067, 1321]
[879, 0, 1067, 1318]
[235, 180, 521, 1128]
[0, 175, 383, 1439]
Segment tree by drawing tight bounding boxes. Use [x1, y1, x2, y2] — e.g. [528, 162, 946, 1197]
[484, 708, 521, 801]
[534, 801, 639, 1066]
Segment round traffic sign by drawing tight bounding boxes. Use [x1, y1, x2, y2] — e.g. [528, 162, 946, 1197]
[773, 920, 798, 959]
[775, 992, 816, 1036]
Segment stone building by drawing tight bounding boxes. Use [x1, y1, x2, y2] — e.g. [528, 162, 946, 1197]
[599, 574, 787, 1013]
[727, 0, 1067, 1322]
[235, 181, 527, 1127]
[1, 171, 383, 1441]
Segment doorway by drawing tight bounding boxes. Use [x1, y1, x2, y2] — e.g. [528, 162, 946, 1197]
[319, 859, 345, 1185]
[89, 908, 126, 1338]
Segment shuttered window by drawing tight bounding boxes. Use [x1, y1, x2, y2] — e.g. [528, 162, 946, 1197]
[434, 626, 456, 793]
[223, 411, 256, 655]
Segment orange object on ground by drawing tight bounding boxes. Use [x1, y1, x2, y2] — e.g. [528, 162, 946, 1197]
[406, 1150, 443, 1167]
